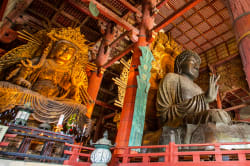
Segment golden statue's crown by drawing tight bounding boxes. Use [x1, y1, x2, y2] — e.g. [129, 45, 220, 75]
[47, 27, 88, 52]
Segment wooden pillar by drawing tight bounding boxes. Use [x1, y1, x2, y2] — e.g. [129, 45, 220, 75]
[216, 93, 222, 109]
[234, 109, 240, 120]
[226, 0, 250, 88]
[86, 23, 115, 118]
[115, 0, 156, 149]
[93, 108, 104, 142]
[86, 71, 103, 118]
[0, 0, 33, 43]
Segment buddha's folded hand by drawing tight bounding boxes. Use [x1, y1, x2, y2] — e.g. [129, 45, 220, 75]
[14, 77, 31, 88]
[207, 109, 231, 124]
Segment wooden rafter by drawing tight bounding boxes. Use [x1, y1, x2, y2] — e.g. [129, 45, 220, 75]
[95, 100, 120, 111]
[153, 0, 203, 32]
[156, 0, 170, 9]
[225, 104, 248, 112]
[103, 113, 116, 120]
[81, 0, 139, 34]
[103, 43, 134, 69]
[118, 0, 142, 17]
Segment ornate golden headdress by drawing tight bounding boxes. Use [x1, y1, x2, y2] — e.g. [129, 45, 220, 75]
[47, 27, 88, 53]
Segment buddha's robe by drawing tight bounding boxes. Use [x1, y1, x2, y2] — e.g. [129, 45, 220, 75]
[156, 73, 211, 128]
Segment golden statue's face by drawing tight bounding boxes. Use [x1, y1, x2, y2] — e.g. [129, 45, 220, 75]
[53, 41, 77, 64]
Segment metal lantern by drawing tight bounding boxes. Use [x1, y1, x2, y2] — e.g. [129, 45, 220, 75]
[14, 103, 33, 126]
[90, 130, 114, 166]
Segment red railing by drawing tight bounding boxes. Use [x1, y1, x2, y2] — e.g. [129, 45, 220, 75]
[110, 142, 250, 166]
[63, 142, 250, 166]
[0, 133, 17, 147]
[64, 143, 94, 166]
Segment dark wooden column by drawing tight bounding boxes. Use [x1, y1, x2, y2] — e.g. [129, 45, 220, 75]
[226, 0, 250, 88]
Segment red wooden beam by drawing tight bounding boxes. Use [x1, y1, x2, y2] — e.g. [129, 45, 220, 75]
[103, 113, 116, 120]
[81, 0, 139, 34]
[0, 0, 8, 21]
[118, 0, 142, 17]
[224, 104, 248, 112]
[109, 31, 130, 48]
[103, 43, 135, 69]
[67, 0, 107, 23]
[156, 0, 170, 9]
[235, 118, 250, 123]
[213, 54, 239, 67]
[153, 0, 203, 32]
[95, 100, 120, 111]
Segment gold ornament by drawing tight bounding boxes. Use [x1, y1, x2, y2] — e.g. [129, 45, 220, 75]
[150, 32, 182, 89]
[112, 58, 131, 108]
[0, 27, 95, 130]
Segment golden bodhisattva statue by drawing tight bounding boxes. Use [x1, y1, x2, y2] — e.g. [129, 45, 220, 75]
[0, 27, 93, 129]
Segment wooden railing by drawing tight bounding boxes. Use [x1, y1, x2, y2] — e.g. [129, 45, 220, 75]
[1, 127, 250, 166]
[110, 142, 250, 166]
[63, 143, 94, 166]
[0, 124, 74, 163]
[0, 133, 17, 146]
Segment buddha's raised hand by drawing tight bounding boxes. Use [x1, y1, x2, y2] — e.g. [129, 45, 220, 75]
[205, 74, 220, 103]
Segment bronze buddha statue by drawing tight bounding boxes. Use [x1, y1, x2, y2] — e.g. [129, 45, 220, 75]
[156, 50, 231, 145]
[0, 27, 92, 131]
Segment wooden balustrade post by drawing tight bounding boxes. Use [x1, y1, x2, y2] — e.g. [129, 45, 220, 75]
[164, 145, 168, 163]
[72, 147, 80, 164]
[214, 143, 222, 162]
[168, 142, 176, 164]
[193, 153, 200, 163]
[238, 152, 246, 161]
[122, 148, 130, 163]
[143, 155, 149, 163]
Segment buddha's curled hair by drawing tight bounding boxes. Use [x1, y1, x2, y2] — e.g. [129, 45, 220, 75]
[174, 50, 201, 74]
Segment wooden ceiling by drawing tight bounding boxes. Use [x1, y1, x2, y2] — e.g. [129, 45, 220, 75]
[158, 0, 234, 54]
[4, 0, 235, 58]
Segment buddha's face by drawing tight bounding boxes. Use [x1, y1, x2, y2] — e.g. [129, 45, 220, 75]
[53, 41, 77, 64]
[180, 55, 200, 80]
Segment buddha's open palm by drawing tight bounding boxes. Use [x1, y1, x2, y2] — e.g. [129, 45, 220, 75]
[205, 74, 220, 103]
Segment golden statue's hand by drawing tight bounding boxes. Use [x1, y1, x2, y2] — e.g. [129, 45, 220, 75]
[14, 77, 31, 88]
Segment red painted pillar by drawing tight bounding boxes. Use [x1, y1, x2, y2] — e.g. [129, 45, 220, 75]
[115, 0, 156, 149]
[216, 93, 222, 109]
[86, 71, 103, 118]
[0, 0, 33, 43]
[227, 0, 250, 88]
[86, 23, 115, 118]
